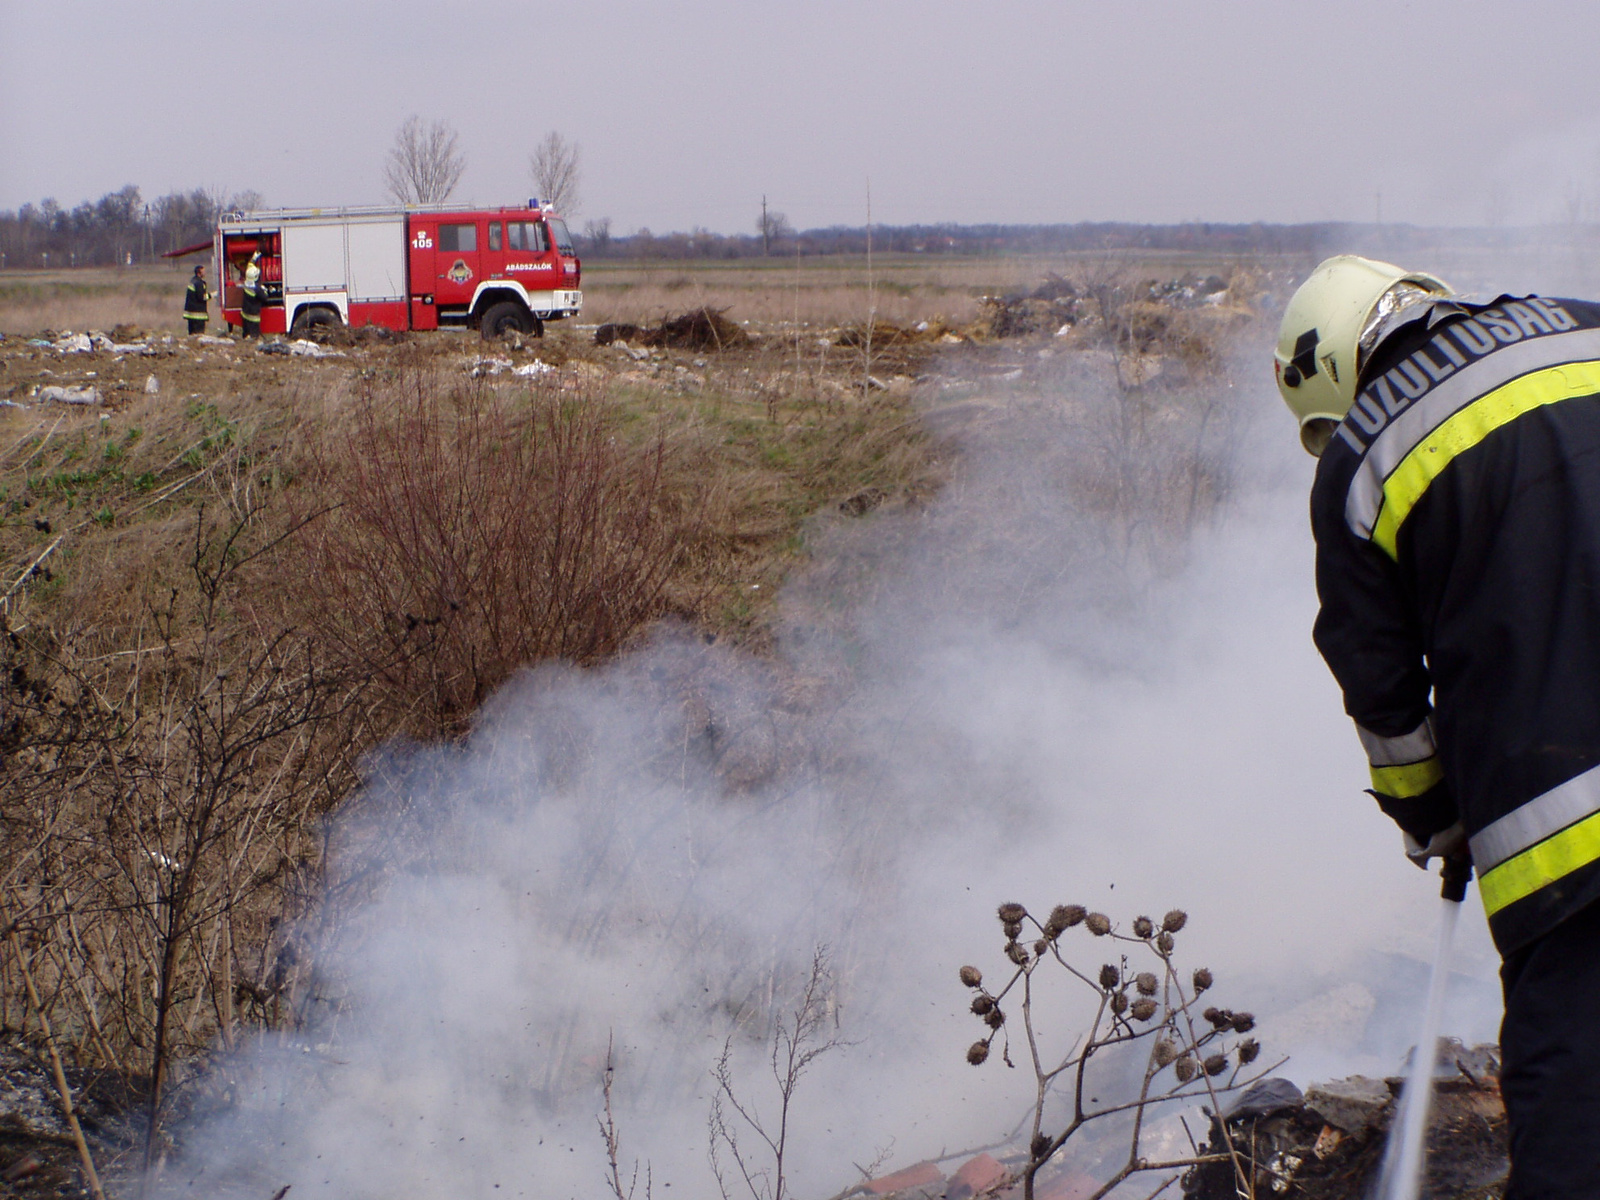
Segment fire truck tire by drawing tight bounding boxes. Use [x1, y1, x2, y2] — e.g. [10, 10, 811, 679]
[290, 306, 342, 337]
[480, 301, 538, 340]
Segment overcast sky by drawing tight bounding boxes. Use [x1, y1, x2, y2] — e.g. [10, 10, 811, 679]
[5, 0, 1600, 233]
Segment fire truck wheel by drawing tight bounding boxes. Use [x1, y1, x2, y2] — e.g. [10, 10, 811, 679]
[480, 301, 537, 340]
[290, 307, 342, 337]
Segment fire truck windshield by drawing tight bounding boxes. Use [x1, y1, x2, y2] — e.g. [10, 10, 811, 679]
[548, 218, 576, 256]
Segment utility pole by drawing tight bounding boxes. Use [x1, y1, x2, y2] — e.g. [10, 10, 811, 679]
[761, 194, 769, 256]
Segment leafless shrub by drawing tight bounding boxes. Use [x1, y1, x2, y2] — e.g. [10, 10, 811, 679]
[709, 948, 848, 1200]
[529, 131, 582, 215]
[383, 116, 466, 205]
[296, 369, 701, 739]
[599, 1034, 652, 1200]
[959, 903, 1280, 1200]
[0, 475, 373, 1184]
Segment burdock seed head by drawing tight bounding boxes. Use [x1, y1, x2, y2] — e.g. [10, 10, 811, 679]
[968, 1040, 991, 1066]
[1204, 1053, 1228, 1077]
[1131, 997, 1158, 1022]
[1003, 920, 1024, 940]
[1231, 1012, 1256, 1034]
[1162, 909, 1188, 933]
[1154, 1039, 1177, 1067]
[1048, 904, 1087, 933]
[1155, 932, 1175, 954]
[1086, 912, 1112, 936]
[1237, 1038, 1260, 1065]
[1132, 915, 1154, 939]
[1030, 1133, 1051, 1160]
[998, 902, 1028, 925]
[1099, 963, 1120, 989]
[1110, 991, 1129, 1015]
[1174, 1055, 1196, 1082]
[971, 995, 994, 1016]
[1034, 938, 1050, 957]
[1192, 967, 1213, 994]
[960, 965, 983, 988]
[985, 1007, 1006, 1029]
[1135, 971, 1159, 996]
[1203, 1006, 1232, 1029]
[1006, 942, 1030, 966]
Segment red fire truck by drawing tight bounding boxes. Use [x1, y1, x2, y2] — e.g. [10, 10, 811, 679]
[214, 202, 582, 338]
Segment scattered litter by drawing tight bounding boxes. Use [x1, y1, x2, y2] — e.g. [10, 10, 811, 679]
[288, 339, 345, 358]
[0, 399, 29, 410]
[512, 360, 553, 377]
[195, 335, 233, 346]
[468, 356, 514, 377]
[37, 385, 101, 405]
[998, 368, 1024, 381]
[258, 341, 291, 356]
[144, 375, 160, 395]
[613, 342, 651, 362]
[27, 338, 52, 348]
[54, 333, 92, 354]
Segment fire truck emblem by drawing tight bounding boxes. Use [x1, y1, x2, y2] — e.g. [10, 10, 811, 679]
[447, 258, 473, 285]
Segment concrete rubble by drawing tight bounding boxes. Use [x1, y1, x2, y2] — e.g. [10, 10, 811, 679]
[845, 1043, 1507, 1200]
[35, 385, 100, 405]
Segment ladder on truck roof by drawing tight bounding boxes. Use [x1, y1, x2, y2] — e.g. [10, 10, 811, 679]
[222, 202, 541, 225]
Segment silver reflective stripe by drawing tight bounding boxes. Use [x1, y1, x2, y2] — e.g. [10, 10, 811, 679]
[1356, 717, 1436, 766]
[1469, 762, 1600, 871]
[1345, 328, 1600, 539]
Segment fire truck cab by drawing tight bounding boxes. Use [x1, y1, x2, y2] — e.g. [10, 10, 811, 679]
[215, 202, 582, 338]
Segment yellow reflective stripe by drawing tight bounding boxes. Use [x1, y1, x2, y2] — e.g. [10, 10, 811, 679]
[1480, 808, 1600, 916]
[1371, 359, 1600, 557]
[1369, 756, 1443, 798]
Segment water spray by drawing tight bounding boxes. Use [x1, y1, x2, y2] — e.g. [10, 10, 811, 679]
[1375, 856, 1473, 1200]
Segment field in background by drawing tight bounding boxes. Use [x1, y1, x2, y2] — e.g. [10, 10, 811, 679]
[0, 249, 1292, 335]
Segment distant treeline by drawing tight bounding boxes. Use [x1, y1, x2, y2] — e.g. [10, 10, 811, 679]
[582, 219, 1537, 260]
[0, 185, 264, 270]
[0, 183, 1536, 269]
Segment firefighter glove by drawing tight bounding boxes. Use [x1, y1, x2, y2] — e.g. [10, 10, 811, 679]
[1403, 821, 1467, 870]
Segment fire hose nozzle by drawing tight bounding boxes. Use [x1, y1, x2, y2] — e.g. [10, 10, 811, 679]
[1440, 855, 1473, 903]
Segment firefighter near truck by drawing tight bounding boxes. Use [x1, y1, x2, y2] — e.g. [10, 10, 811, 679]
[214, 202, 582, 339]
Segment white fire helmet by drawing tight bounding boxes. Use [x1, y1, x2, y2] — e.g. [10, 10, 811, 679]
[1275, 255, 1453, 455]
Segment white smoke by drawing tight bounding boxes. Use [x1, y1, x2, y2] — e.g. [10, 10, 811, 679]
[161, 317, 1504, 1200]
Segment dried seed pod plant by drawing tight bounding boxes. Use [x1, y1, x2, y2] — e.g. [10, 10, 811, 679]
[957, 900, 1279, 1200]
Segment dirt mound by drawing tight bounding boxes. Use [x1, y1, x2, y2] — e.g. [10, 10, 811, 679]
[594, 322, 643, 346]
[594, 308, 749, 352]
[645, 307, 749, 350]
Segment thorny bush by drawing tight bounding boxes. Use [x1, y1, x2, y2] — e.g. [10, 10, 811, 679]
[961, 902, 1278, 1200]
[297, 369, 704, 740]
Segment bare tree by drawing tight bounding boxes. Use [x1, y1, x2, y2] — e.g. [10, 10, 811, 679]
[583, 216, 613, 252]
[383, 116, 467, 205]
[757, 198, 793, 255]
[529, 131, 582, 214]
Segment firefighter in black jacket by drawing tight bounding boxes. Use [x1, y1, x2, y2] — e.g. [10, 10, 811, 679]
[1277, 255, 1600, 1198]
[183, 264, 210, 334]
[239, 251, 263, 337]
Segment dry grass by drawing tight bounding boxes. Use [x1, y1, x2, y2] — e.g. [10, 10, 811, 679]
[0, 266, 196, 335]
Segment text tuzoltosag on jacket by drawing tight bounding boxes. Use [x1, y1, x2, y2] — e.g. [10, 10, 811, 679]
[1311, 292, 1600, 954]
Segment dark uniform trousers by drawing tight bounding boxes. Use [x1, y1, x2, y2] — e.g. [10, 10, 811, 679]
[1500, 899, 1600, 1198]
[240, 284, 262, 336]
